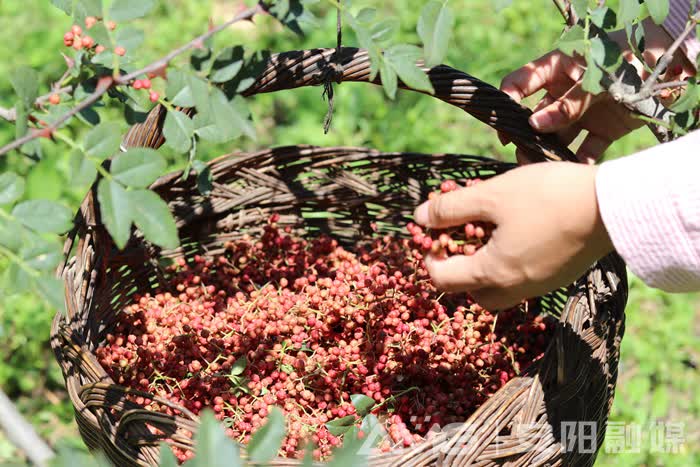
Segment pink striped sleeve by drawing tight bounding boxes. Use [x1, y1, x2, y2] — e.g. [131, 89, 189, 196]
[663, 0, 700, 67]
[595, 130, 700, 293]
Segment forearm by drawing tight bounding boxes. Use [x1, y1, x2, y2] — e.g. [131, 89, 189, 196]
[595, 130, 700, 292]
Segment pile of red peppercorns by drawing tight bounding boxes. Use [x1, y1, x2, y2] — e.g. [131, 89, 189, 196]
[407, 178, 495, 257]
[96, 209, 553, 463]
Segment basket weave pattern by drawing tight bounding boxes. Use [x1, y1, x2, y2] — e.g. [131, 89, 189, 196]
[53, 47, 628, 466]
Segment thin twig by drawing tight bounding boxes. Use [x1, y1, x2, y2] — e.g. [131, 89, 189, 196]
[652, 80, 688, 91]
[564, 0, 579, 26]
[0, 85, 73, 123]
[0, 389, 54, 467]
[0, 77, 113, 156]
[552, 0, 568, 23]
[640, 17, 699, 95]
[116, 4, 260, 84]
[0, 4, 260, 155]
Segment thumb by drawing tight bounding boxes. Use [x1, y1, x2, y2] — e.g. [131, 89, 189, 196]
[423, 246, 494, 292]
[413, 183, 496, 229]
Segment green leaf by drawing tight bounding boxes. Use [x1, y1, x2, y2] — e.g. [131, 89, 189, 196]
[0, 172, 25, 205]
[194, 410, 242, 467]
[10, 67, 39, 108]
[159, 444, 179, 467]
[163, 109, 194, 153]
[325, 415, 356, 436]
[210, 46, 245, 83]
[195, 90, 255, 143]
[417, 1, 454, 67]
[111, 148, 166, 188]
[356, 8, 376, 24]
[0, 219, 25, 251]
[97, 179, 132, 249]
[670, 80, 699, 113]
[128, 189, 179, 249]
[268, 0, 318, 37]
[590, 36, 622, 70]
[115, 25, 145, 50]
[634, 21, 646, 53]
[581, 59, 603, 94]
[74, 0, 102, 21]
[646, 0, 670, 25]
[191, 47, 214, 72]
[190, 75, 211, 117]
[590, 6, 617, 30]
[51, 0, 73, 15]
[384, 45, 434, 94]
[192, 160, 213, 195]
[557, 25, 585, 57]
[326, 427, 368, 467]
[360, 413, 384, 443]
[69, 149, 98, 186]
[12, 200, 73, 234]
[618, 0, 642, 26]
[108, 0, 155, 21]
[36, 276, 65, 312]
[230, 355, 247, 376]
[166, 69, 194, 107]
[571, 0, 589, 17]
[350, 394, 375, 417]
[380, 59, 398, 99]
[21, 241, 62, 271]
[247, 407, 286, 464]
[84, 122, 122, 160]
[371, 18, 399, 43]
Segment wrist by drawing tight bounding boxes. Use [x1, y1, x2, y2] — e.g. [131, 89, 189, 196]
[586, 165, 615, 260]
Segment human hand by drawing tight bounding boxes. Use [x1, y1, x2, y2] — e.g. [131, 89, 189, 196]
[500, 49, 644, 164]
[499, 20, 689, 164]
[413, 162, 614, 310]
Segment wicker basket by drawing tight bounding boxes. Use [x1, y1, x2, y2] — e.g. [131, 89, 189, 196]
[52, 47, 628, 466]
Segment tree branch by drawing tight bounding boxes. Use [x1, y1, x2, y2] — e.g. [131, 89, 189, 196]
[0, 86, 73, 123]
[0, 77, 112, 156]
[0, 389, 54, 467]
[115, 4, 260, 84]
[641, 16, 698, 94]
[0, 4, 261, 155]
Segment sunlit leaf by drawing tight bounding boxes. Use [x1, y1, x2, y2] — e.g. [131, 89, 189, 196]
[84, 122, 122, 160]
[109, 0, 155, 22]
[163, 109, 194, 153]
[12, 200, 73, 234]
[417, 1, 454, 67]
[646, 0, 670, 25]
[97, 179, 132, 249]
[247, 407, 286, 464]
[128, 189, 179, 249]
[111, 148, 166, 188]
[0, 172, 25, 205]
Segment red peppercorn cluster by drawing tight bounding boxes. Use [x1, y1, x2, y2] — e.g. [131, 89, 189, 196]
[407, 179, 495, 257]
[60, 19, 137, 67]
[96, 215, 553, 462]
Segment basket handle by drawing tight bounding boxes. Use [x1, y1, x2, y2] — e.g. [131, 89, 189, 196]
[123, 47, 577, 163]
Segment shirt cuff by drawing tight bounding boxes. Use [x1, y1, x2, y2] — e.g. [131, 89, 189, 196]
[595, 133, 700, 292]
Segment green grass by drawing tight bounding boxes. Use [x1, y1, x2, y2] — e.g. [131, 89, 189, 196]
[0, 1, 696, 465]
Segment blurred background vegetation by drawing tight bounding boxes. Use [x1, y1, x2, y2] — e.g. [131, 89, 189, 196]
[0, 0, 697, 465]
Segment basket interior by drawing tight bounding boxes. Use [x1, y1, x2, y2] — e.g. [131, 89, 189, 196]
[79, 147, 573, 354]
